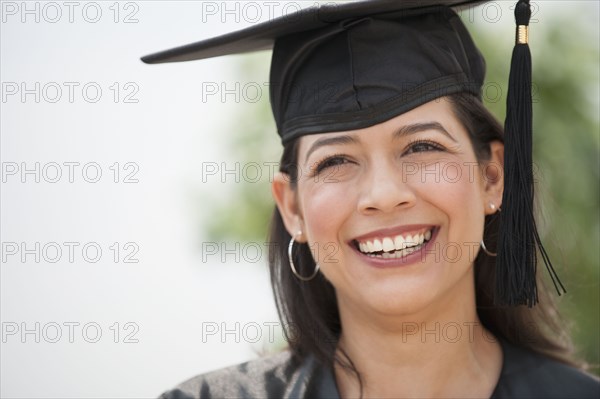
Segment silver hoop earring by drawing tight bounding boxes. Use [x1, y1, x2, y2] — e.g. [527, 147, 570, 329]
[480, 240, 497, 257]
[288, 232, 320, 281]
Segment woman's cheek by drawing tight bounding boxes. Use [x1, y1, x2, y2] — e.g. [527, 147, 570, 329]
[300, 179, 356, 266]
[412, 161, 485, 258]
[406, 159, 480, 200]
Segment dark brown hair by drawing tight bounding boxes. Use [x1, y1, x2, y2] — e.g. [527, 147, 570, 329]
[267, 93, 578, 381]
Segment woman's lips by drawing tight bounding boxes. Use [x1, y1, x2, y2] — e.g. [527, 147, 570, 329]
[352, 224, 435, 243]
[355, 228, 433, 254]
[350, 226, 440, 268]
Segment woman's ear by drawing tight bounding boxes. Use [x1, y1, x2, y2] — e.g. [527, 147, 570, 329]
[483, 140, 505, 213]
[272, 172, 304, 240]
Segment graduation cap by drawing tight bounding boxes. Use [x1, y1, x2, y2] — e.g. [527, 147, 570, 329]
[142, 0, 565, 307]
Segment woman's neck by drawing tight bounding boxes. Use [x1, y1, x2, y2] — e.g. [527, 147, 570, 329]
[334, 290, 503, 398]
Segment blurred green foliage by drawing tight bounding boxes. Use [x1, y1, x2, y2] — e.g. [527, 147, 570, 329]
[202, 53, 279, 242]
[203, 3, 599, 375]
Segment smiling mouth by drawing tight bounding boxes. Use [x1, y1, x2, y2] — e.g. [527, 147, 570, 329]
[352, 228, 435, 259]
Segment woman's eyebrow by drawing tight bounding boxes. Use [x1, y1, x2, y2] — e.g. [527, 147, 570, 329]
[304, 122, 455, 162]
[304, 134, 358, 163]
[395, 122, 457, 142]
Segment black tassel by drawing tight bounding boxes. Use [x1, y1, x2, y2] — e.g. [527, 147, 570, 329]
[496, 0, 566, 307]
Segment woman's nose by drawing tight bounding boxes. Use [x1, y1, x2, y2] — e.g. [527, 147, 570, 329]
[356, 159, 417, 214]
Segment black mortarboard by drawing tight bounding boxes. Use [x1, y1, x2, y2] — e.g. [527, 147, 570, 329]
[143, 0, 487, 144]
[142, 0, 565, 306]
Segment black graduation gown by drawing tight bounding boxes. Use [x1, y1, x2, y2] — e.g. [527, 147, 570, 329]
[160, 339, 599, 398]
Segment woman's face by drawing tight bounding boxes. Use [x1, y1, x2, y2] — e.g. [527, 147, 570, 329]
[273, 98, 504, 318]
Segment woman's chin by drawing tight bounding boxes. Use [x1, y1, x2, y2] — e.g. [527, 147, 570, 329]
[336, 264, 475, 321]
[345, 282, 444, 319]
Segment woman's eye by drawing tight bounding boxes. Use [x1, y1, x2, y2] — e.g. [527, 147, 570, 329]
[314, 156, 351, 174]
[405, 140, 445, 154]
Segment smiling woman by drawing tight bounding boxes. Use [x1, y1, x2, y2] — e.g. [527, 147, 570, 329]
[275, 97, 504, 316]
[269, 93, 567, 398]
[143, 0, 599, 398]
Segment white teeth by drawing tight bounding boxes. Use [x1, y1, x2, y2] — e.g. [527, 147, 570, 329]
[366, 242, 424, 259]
[394, 235, 405, 250]
[357, 229, 434, 255]
[404, 246, 419, 256]
[366, 241, 374, 252]
[373, 239, 383, 252]
[382, 237, 395, 252]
